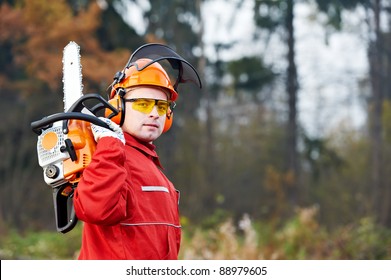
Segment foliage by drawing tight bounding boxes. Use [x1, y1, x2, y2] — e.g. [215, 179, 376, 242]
[2, 208, 391, 260]
[227, 56, 276, 92]
[313, 0, 369, 30]
[254, 0, 286, 31]
[303, 125, 372, 227]
[180, 207, 391, 260]
[0, 224, 82, 259]
[2, 0, 391, 243]
[0, 0, 135, 232]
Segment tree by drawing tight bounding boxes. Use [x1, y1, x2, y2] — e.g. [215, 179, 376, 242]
[313, 0, 391, 226]
[253, 0, 300, 209]
[285, 0, 300, 205]
[0, 0, 132, 231]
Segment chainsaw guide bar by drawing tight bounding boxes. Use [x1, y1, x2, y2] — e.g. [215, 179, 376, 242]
[62, 41, 83, 112]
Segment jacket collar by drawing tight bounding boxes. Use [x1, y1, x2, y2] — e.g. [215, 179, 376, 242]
[124, 133, 163, 169]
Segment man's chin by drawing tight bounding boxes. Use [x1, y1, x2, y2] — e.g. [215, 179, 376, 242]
[138, 132, 161, 143]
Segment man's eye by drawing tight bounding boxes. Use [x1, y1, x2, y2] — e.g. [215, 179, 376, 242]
[137, 102, 149, 107]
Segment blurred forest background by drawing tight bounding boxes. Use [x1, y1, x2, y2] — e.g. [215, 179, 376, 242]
[1, 0, 391, 259]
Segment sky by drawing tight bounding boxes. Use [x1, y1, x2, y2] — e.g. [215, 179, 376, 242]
[118, 0, 369, 137]
[294, 3, 368, 137]
[200, 0, 369, 137]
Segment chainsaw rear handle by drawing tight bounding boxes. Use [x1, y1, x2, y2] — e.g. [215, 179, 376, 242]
[31, 112, 112, 135]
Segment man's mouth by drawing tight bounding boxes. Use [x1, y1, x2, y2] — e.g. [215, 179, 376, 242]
[144, 123, 159, 128]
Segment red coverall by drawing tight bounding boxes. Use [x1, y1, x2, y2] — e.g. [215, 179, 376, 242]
[74, 133, 181, 259]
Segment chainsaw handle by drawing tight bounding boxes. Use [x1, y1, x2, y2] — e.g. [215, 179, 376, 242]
[31, 112, 112, 135]
[52, 184, 78, 234]
[66, 93, 119, 115]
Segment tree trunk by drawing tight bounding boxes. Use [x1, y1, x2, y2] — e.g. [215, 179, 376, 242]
[285, 0, 300, 206]
[369, 0, 384, 224]
[384, 10, 391, 227]
[195, 0, 217, 212]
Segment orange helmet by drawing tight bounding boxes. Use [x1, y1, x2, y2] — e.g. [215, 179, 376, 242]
[110, 58, 178, 101]
[106, 44, 202, 130]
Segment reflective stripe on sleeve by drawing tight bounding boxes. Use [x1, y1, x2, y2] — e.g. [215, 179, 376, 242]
[120, 222, 181, 228]
[141, 186, 169, 193]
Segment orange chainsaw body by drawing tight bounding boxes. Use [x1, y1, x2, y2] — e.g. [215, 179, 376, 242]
[63, 119, 96, 184]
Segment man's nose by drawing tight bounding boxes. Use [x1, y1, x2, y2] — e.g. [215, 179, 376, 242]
[149, 105, 160, 117]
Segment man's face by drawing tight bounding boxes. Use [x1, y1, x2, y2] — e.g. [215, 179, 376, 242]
[121, 86, 169, 143]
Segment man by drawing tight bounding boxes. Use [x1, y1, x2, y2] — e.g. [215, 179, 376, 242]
[73, 48, 201, 259]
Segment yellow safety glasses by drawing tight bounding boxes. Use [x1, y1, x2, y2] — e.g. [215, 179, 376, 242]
[124, 98, 171, 116]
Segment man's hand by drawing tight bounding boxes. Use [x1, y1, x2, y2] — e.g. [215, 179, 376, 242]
[91, 117, 125, 144]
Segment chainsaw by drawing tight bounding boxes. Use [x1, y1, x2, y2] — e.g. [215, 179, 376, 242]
[31, 42, 202, 233]
[31, 42, 119, 233]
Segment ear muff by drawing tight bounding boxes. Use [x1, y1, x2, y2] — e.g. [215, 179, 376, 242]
[105, 88, 126, 126]
[162, 108, 174, 133]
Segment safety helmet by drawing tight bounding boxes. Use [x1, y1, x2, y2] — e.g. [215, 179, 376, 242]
[106, 44, 202, 130]
[110, 58, 178, 101]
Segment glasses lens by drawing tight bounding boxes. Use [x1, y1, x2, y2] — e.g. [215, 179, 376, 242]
[131, 99, 169, 116]
[132, 99, 154, 114]
[156, 100, 169, 115]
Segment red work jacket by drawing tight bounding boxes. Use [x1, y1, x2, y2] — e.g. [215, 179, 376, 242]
[73, 133, 181, 259]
